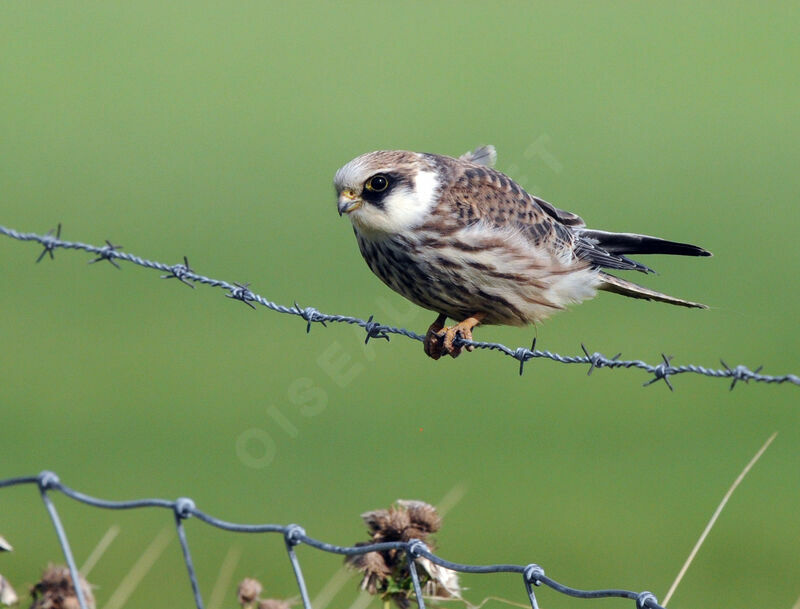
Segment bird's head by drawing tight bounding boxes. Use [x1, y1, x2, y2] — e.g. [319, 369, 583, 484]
[334, 151, 440, 236]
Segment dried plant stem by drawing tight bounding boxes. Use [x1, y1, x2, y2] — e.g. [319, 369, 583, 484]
[207, 545, 242, 609]
[345, 592, 373, 609]
[81, 525, 120, 577]
[312, 567, 354, 609]
[662, 431, 777, 606]
[102, 526, 173, 609]
[436, 484, 467, 518]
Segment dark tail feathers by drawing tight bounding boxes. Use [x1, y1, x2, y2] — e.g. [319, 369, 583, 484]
[599, 272, 708, 309]
[578, 229, 711, 257]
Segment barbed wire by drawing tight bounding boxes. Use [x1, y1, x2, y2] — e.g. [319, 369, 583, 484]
[1, 223, 797, 390]
[0, 471, 665, 609]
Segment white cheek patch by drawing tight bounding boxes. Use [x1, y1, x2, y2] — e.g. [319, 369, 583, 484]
[383, 169, 439, 230]
[352, 169, 440, 236]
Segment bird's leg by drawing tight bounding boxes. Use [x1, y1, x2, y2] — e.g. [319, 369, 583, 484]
[423, 313, 448, 360]
[441, 313, 485, 358]
[424, 313, 485, 360]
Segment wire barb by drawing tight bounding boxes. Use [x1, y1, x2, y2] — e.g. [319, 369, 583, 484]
[227, 282, 257, 309]
[643, 354, 675, 391]
[514, 337, 538, 376]
[36, 223, 62, 262]
[89, 239, 123, 269]
[720, 359, 763, 391]
[161, 256, 196, 288]
[581, 343, 622, 375]
[1, 224, 798, 390]
[292, 302, 327, 333]
[363, 315, 390, 344]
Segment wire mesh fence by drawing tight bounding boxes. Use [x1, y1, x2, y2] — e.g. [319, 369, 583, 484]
[0, 471, 666, 609]
[1, 223, 797, 389]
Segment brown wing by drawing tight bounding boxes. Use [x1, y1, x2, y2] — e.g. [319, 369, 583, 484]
[531, 194, 585, 227]
[436, 158, 579, 255]
[432, 155, 654, 272]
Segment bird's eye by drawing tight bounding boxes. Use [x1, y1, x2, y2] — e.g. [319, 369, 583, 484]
[365, 174, 389, 192]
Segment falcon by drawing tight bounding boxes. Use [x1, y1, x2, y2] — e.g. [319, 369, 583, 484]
[335, 146, 711, 360]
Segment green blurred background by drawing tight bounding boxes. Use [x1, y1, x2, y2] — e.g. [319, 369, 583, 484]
[1, 2, 798, 608]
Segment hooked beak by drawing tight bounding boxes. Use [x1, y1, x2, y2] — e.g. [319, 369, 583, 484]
[337, 189, 362, 216]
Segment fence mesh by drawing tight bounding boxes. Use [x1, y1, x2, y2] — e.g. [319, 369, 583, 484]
[0, 472, 665, 609]
[1, 224, 797, 389]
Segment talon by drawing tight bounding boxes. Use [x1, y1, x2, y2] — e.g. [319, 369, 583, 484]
[441, 326, 463, 358]
[423, 313, 484, 360]
[423, 313, 447, 360]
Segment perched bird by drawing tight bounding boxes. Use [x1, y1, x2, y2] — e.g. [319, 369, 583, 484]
[335, 146, 711, 359]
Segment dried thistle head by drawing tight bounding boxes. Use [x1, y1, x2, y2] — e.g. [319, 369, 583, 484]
[418, 559, 461, 600]
[346, 548, 391, 595]
[360, 500, 441, 546]
[236, 577, 292, 609]
[29, 565, 95, 609]
[346, 500, 459, 609]
[237, 578, 263, 608]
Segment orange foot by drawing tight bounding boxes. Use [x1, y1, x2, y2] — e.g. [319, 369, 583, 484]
[423, 313, 485, 360]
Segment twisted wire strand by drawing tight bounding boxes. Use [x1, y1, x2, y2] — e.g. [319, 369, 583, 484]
[1, 224, 797, 389]
[1, 472, 667, 609]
